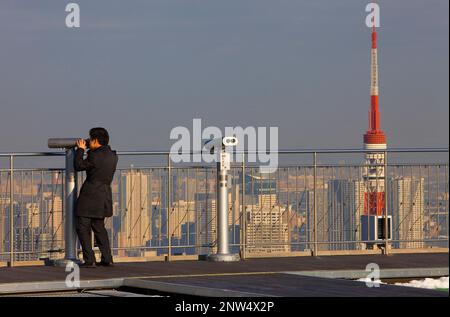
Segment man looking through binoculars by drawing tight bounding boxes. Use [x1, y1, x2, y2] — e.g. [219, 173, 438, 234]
[74, 127, 118, 268]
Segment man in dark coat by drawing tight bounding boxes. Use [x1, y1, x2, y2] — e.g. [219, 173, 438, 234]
[74, 127, 118, 268]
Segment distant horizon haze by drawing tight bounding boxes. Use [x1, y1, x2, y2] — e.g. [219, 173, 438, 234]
[0, 0, 448, 152]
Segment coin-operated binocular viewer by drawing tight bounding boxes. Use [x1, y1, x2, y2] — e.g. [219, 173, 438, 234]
[203, 136, 240, 262]
[47, 138, 86, 266]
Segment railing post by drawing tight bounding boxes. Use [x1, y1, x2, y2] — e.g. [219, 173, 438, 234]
[384, 150, 390, 255]
[9, 155, 14, 267]
[167, 153, 172, 261]
[313, 152, 318, 256]
[241, 153, 246, 260]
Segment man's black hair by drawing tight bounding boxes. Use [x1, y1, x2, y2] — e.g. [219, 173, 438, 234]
[89, 127, 109, 146]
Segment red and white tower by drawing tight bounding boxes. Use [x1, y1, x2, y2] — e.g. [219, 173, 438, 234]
[363, 25, 387, 216]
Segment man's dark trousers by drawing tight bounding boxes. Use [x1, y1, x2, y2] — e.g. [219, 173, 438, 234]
[76, 216, 112, 264]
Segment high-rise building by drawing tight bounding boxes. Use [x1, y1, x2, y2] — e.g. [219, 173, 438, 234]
[0, 197, 9, 255]
[47, 196, 63, 249]
[1, 201, 20, 259]
[118, 170, 151, 255]
[245, 200, 289, 254]
[244, 173, 277, 197]
[24, 202, 40, 255]
[303, 188, 329, 251]
[389, 177, 425, 249]
[169, 200, 196, 239]
[195, 192, 217, 254]
[328, 180, 365, 250]
[241, 172, 289, 254]
[26, 202, 40, 230]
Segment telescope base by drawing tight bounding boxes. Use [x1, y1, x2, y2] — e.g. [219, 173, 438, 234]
[206, 253, 240, 262]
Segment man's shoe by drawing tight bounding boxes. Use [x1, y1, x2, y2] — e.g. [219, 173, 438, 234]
[95, 261, 114, 267]
[79, 262, 96, 268]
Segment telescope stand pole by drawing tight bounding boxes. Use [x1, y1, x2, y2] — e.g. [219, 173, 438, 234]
[65, 148, 78, 261]
[49, 148, 80, 266]
[206, 160, 240, 262]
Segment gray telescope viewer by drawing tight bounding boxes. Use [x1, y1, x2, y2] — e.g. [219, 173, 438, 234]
[47, 138, 85, 266]
[204, 136, 240, 262]
[48, 138, 89, 149]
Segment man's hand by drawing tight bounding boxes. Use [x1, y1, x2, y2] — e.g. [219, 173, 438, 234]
[76, 138, 87, 150]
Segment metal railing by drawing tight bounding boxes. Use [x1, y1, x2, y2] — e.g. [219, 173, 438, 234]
[1, 148, 448, 264]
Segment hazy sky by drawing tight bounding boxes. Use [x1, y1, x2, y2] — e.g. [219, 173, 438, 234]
[0, 0, 448, 152]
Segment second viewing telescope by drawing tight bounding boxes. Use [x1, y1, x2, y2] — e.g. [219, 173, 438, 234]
[48, 138, 90, 149]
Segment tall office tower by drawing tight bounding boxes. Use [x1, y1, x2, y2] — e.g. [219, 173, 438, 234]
[195, 193, 217, 254]
[242, 172, 289, 254]
[245, 202, 289, 254]
[169, 200, 196, 239]
[0, 198, 9, 255]
[230, 184, 241, 227]
[328, 180, 365, 251]
[24, 202, 40, 254]
[389, 177, 425, 249]
[0, 201, 5, 258]
[259, 194, 277, 209]
[26, 203, 40, 229]
[304, 188, 329, 251]
[118, 170, 151, 253]
[363, 24, 387, 216]
[2, 201, 20, 259]
[47, 196, 63, 248]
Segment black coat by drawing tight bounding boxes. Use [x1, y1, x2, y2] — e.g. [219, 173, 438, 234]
[74, 145, 118, 218]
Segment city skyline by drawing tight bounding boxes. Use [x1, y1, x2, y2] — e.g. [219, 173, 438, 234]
[1, 166, 447, 260]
